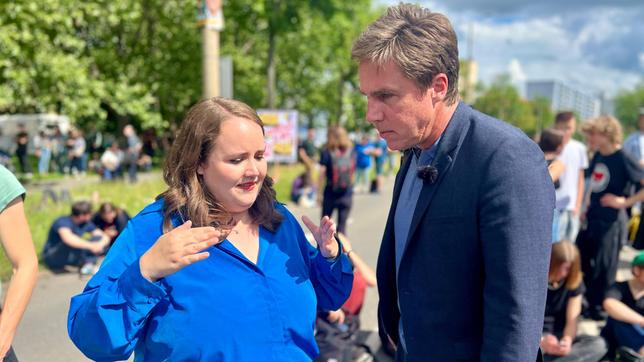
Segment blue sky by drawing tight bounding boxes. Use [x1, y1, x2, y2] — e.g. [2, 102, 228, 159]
[379, 1, 643, 97]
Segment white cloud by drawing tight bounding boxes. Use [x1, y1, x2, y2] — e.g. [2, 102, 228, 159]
[377, 1, 643, 97]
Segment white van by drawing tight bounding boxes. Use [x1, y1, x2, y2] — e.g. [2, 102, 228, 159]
[0, 114, 71, 153]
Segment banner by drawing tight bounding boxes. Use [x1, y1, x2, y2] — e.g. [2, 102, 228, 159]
[197, 0, 224, 31]
[257, 109, 298, 164]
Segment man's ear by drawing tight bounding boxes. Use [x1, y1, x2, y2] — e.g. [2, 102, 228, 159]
[431, 73, 449, 102]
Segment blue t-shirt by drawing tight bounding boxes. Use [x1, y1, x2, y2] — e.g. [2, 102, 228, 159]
[354, 143, 372, 169]
[374, 139, 388, 165]
[43, 216, 97, 252]
[68, 200, 353, 361]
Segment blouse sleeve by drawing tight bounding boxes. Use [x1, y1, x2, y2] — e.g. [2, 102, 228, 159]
[286, 207, 353, 311]
[67, 224, 169, 361]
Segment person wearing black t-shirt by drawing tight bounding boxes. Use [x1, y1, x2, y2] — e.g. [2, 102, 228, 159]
[541, 241, 607, 361]
[602, 251, 644, 358]
[317, 126, 354, 235]
[14, 124, 31, 175]
[91, 202, 130, 247]
[577, 116, 644, 320]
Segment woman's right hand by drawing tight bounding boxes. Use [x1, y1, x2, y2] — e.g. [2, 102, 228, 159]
[139, 221, 223, 282]
[540, 334, 560, 355]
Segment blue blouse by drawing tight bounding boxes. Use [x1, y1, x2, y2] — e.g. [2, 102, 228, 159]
[68, 199, 353, 361]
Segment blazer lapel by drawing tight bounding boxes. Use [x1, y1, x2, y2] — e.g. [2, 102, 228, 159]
[380, 148, 413, 255]
[405, 102, 471, 248]
[391, 149, 413, 207]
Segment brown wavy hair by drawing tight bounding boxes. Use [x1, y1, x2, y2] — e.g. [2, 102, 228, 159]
[158, 97, 282, 233]
[549, 241, 583, 290]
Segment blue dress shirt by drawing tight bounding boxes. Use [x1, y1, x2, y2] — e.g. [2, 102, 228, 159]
[68, 199, 353, 361]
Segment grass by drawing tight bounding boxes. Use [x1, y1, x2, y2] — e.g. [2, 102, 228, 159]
[0, 163, 305, 279]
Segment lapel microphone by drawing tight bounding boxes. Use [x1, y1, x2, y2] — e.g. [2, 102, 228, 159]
[416, 165, 438, 184]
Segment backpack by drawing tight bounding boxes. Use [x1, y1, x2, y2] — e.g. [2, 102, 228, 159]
[330, 149, 354, 193]
[315, 314, 378, 362]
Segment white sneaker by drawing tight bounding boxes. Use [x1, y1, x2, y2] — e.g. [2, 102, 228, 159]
[80, 262, 98, 276]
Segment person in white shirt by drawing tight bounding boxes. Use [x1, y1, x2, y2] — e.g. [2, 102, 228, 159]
[554, 111, 588, 242]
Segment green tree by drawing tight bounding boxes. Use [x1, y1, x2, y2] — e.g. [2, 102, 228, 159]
[0, 0, 202, 131]
[0, 0, 380, 134]
[474, 75, 537, 134]
[531, 96, 554, 132]
[615, 84, 644, 133]
[221, 0, 378, 130]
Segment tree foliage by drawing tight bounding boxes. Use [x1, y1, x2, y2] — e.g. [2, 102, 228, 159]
[0, 1, 203, 131]
[473, 75, 537, 135]
[221, 0, 378, 130]
[615, 84, 644, 133]
[0, 0, 379, 132]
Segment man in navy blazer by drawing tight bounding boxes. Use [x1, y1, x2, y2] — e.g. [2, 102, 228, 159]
[352, 4, 554, 361]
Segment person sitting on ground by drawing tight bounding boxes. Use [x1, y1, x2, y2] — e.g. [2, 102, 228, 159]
[315, 233, 378, 361]
[327, 232, 376, 320]
[91, 202, 130, 247]
[41, 201, 110, 275]
[99, 142, 123, 181]
[541, 241, 607, 361]
[602, 251, 644, 359]
[291, 172, 317, 208]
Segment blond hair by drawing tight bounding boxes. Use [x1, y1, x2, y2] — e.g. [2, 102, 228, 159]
[351, 3, 459, 104]
[580, 115, 623, 146]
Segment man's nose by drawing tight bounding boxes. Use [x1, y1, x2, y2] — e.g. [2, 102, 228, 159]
[365, 100, 383, 124]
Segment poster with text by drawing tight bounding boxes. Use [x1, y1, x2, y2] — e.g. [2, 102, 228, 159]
[257, 109, 298, 164]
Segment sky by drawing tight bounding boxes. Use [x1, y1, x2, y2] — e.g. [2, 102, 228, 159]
[379, 0, 643, 98]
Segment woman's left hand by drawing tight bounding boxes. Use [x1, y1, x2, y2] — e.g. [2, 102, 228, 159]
[302, 215, 339, 259]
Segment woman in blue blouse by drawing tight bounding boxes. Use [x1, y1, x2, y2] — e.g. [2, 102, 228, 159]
[67, 98, 353, 361]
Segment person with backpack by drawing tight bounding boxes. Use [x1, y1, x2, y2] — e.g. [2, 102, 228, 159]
[318, 126, 355, 235]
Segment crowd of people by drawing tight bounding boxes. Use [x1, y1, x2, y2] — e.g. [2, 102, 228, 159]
[0, 123, 168, 183]
[291, 127, 397, 235]
[533, 108, 644, 361]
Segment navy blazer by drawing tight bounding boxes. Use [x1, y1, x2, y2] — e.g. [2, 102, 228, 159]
[377, 103, 554, 361]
